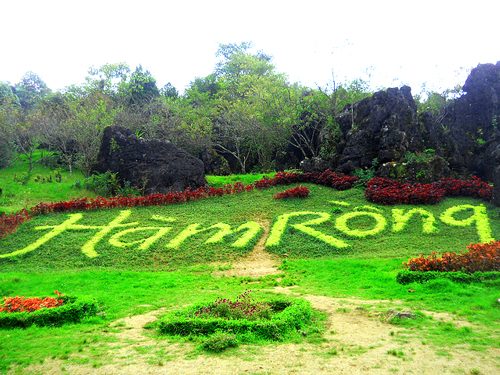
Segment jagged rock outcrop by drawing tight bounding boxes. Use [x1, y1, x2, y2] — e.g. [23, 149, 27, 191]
[442, 61, 500, 181]
[199, 148, 231, 176]
[492, 143, 500, 206]
[335, 86, 440, 174]
[94, 126, 207, 194]
[300, 157, 330, 173]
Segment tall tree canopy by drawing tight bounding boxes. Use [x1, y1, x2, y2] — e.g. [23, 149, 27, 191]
[126, 65, 160, 106]
[14, 72, 51, 110]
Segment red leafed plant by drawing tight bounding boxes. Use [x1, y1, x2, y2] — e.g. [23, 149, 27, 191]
[403, 241, 500, 273]
[274, 186, 310, 199]
[365, 177, 492, 205]
[0, 290, 65, 313]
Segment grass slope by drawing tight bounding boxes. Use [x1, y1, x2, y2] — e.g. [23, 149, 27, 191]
[0, 159, 499, 372]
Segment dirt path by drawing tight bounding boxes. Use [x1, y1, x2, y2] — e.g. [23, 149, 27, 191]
[210, 219, 283, 278]
[14, 235, 500, 375]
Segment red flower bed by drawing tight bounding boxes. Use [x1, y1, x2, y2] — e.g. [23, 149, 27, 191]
[0, 291, 65, 313]
[254, 170, 358, 190]
[274, 186, 310, 199]
[365, 177, 492, 205]
[403, 241, 500, 273]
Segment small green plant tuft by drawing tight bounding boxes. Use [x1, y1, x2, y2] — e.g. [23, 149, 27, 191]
[203, 330, 239, 352]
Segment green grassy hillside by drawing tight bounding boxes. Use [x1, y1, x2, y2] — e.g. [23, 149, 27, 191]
[1, 159, 499, 373]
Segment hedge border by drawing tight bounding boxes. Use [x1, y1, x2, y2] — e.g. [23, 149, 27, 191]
[396, 270, 500, 285]
[0, 296, 100, 329]
[157, 298, 312, 341]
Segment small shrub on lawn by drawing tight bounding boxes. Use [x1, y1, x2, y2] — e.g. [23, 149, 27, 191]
[203, 330, 239, 352]
[274, 186, 310, 199]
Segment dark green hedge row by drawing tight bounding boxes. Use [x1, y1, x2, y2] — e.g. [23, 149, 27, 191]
[0, 296, 99, 329]
[157, 299, 312, 341]
[396, 270, 500, 285]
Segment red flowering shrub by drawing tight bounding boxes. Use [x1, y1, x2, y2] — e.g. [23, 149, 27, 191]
[403, 241, 500, 273]
[253, 170, 358, 190]
[365, 177, 492, 205]
[436, 177, 493, 201]
[0, 291, 65, 313]
[274, 186, 310, 199]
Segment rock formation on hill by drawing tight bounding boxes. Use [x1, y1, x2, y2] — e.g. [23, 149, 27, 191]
[335, 85, 421, 173]
[322, 61, 500, 204]
[94, 126, 207, 195]
[441, 61, 500, 181]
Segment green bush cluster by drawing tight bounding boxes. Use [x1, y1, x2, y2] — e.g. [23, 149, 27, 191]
[157, 298, 312, 341]
[0, 296, 100, 329]
[396, 270, 500, 285]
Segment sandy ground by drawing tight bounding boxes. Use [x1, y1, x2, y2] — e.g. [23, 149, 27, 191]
[12, 231, 500, 375]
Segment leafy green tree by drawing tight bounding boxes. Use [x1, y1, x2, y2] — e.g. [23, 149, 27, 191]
[187, 74, 220, 99]
[289, 90, 331, 159]
[2, 73, 54, 172]
[67, 93, 117, 178]
[215, 42, 273, 80]
[37, 92, 79, 176]
[246, 76, 300, 170]
[13, 71, 51, 110]
[204, 43, 297, 172]
[85, 62, 131, 99]
[0, 89, 19, 169]
[126, 65, 160, 106]
[158, 96, 215, 154]
[8, 108, 51, 172]
[161, 83, 179, 99]
[0, 82, 20, 106]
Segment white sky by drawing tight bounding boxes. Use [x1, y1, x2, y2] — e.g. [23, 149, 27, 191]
[1, 0, 499, 96]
